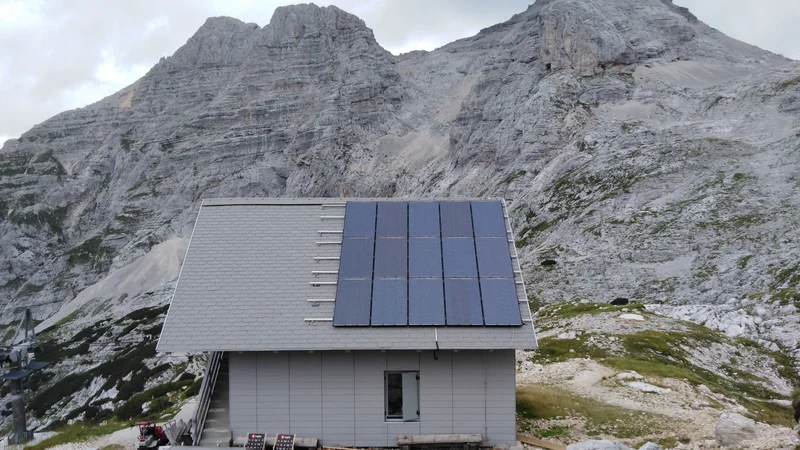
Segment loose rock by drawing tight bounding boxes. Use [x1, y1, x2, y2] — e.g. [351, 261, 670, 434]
[714, 412, 757, 446]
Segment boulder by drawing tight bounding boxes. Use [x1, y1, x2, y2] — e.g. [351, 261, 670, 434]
[567, 440, 632, 450]
[714, 412, 757, 446]
[619, 313, 646, 321]
[615, 371, 644, 381]
[638, 443, 662, 450]
[628, 381, 671, 394]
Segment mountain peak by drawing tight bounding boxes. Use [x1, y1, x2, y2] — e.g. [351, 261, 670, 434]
[156, 16, 259, 70]
[265, 3, 373, 43]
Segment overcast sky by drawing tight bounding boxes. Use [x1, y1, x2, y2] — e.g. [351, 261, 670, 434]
[1, 0, 798, 147]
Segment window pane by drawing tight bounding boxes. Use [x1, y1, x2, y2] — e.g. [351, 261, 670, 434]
[386, 372, 403, 418]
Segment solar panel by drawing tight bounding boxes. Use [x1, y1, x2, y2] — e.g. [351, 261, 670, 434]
[444, 278, 483, 325]
[343, 202, 376, 237]
[374, 238, 407, 278]
[338, 238, 374, 279]
[376, 202, 408, 237]
[27, 361, 48, 371]
[409, 279, 445, 325]
[335, 199, 524, 328]
[439, 201, 473, 237]
[333, 279, 372, 326]
[470, 201, 507, 237]
[475, 238, 514, 277]
[442, 238, 478, 278]
[480, 278, 523, 326]
[408, 238, 442, 278]
[409, 202, 440, 237]
[371, 279, 408, 325]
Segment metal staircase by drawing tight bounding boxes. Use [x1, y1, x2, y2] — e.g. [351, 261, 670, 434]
[192, 351, 230, 446]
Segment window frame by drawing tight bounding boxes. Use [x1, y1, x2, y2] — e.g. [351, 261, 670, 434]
[384, 370, 420, 423]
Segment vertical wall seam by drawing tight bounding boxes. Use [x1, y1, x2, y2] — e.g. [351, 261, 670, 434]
[255, 353, 258, 432]
[353, 352, 356, 447]
[288, 352, 291, 433]
[450, 350, 454, 434]
[484, 351, 488, 442]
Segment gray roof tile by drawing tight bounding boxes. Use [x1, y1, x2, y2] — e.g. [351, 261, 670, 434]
[157, 198, 538, 352]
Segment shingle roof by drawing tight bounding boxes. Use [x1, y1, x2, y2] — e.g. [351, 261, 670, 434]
[157, 198, 538, 352]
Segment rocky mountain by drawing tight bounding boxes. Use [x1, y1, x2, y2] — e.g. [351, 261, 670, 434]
[0, 0, 799, 434]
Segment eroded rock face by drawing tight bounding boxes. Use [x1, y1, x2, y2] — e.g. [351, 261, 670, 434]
[538, 0, 696, 75]
[1, 0, 798, 361]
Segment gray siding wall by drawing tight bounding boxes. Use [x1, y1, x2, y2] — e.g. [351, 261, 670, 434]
[228, 350, 515, 447]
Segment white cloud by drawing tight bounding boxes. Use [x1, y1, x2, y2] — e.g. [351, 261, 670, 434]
[385, 35, 452, 55]
[0, 0, 42, 27]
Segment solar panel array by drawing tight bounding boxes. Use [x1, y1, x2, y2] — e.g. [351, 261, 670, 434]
[333, 201, 522, 327]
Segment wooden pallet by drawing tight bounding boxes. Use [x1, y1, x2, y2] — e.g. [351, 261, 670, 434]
[516, 433, 567, 450]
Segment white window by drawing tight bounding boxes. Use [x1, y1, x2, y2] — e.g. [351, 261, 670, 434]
[385, 371, 419, 422]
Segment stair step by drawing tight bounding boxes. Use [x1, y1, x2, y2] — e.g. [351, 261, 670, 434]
[206, 414, 229, 422]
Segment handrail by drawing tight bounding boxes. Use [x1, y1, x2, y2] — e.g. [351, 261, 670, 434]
[191, 351, 223, 446]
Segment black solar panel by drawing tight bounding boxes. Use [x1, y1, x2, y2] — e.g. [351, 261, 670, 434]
[442, 238, 478, 278]
[471, 201, 507, 237]
[338, 238, 374, 279]
[439, 201, 473, 237]
[343, 202, 376, 237]
[444, 278, 483, 325]
[374, 238, 407, 278]
[408, 238, 442, 278]
[409, 279, 445, 325]
[334, 279, 372, 326]
[480, 278, 523, 325]
[371, 279, 408, 325]
[376, 201, 408, 237]
[409, 202, 440, 237]
[334, 199, 523, 328]
[475, 238, 514, 277]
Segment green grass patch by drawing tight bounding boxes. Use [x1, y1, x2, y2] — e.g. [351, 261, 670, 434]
[499, 170, 527, 185]
[773, 287, 799, 306]
[537, 302, 647, 320]
[738, 255, 753, 269]
[517, 386, 671, 438]
[771, 264, 800, 287]
[39, 311, 79, 336]
[778, 77, 800, 90]
[536, 336, 610, 362]
[67, 236, 114, 269]
[25, 421, 126, 450]
[536, 426, 568, 438]
[9, 207, 67, 234]
[115, 379, 193, 421]
[120, 138, 135, 152]
[516, 220, 552, 247]
[621, 121, 643, 133]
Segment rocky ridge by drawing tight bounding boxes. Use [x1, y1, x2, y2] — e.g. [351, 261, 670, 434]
[0, 0, 799, 438]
